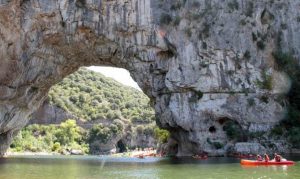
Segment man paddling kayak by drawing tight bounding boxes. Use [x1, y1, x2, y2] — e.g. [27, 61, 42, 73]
[273, 153, 286, 162]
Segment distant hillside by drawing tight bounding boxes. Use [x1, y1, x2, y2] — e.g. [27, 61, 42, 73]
[11, 68, 170, 154]
[48, 68, 155, 123]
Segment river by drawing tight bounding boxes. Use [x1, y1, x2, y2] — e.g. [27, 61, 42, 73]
[0, 155, 299, 179]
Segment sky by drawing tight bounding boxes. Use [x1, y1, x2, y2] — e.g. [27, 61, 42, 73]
[87, 66, 141, 90]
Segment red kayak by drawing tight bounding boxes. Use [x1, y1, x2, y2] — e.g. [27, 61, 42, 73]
[192, 155, 208, 160]
[241, 159, 295, 166]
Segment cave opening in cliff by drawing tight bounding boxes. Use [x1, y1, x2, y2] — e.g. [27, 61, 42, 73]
[209, 126, 216, 133]
[116, 140, 127, 153]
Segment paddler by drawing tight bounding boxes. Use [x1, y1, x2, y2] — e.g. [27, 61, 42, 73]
[274, 153, 286, 162]
[264, 153, 270, 162]
[256, 154, 263, 161]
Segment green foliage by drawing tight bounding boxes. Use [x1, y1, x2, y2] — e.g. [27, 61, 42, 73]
[160, 13, 173, 25]
[207, 138, 224, 149]
[260, 95, 269, 104]
[256, 71, 273, 90]
[247, 98, 255, 106]
[189, 90, 204, 103]
[170, 2, 182, 11]
[213, 142, 224, 149]
[257, 40, 265, 50]
[273, 51, 298, 75]
[228, 0, 239, 12]
[239, 19, 247, 26]
[196, 90, 204, 99]
[154, 127, 170, 144]
[244, 50, 251, 60]
[245, 1, 254, 17]
[48, 68, 154, 123]
[248, 131, 265, 139]
[198, 22, 210, 39]
[185, 28, 192, 37]
[223, 121, 243, 141]
[10, 120, 88, 153]
[88, 120, 123, 144]
[52, 142, 61, 152]
[88, 124, 112, 144]
[281, 23, 288, 30]
[11, 68, 157, 153]
[55, 119, 82, 146]
[173, 16, 181, 26]
[252, 32, 258, 41]
[271, 125, 284, 136]
[287, 127, 300, 148]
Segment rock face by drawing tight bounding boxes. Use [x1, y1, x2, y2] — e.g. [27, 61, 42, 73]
[233, 143, 266, 155]
[0, 0, 299, 156]
[29, 100, 75, 125]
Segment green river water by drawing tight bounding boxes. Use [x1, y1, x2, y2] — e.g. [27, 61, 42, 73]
[0, 155, 299, 179]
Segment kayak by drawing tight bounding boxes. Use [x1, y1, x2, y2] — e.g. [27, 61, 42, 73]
[192, 155, 208, 160]
[241, 159, 295, 165]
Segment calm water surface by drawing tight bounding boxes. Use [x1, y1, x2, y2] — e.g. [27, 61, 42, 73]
[0, 155, 299, 179]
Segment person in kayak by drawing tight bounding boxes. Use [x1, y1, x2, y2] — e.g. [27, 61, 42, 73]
[256, 154, 263, 161]
[274, 153, 286, 162]
[274, 153, 281, 162]
[264, 153, 270, 162]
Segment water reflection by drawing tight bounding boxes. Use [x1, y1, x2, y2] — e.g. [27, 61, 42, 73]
[0, 156, 299, 179]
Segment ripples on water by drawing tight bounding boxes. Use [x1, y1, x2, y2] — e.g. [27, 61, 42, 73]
[0, 155, 299, 179]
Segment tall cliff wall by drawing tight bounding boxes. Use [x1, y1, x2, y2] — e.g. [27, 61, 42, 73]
[0, 0, 299, 156]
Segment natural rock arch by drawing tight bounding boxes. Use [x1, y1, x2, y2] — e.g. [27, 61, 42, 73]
[0, 0, 300, 156]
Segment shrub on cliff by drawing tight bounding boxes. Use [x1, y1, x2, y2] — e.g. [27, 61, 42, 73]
[154, 127, 170, 144]
[88, 121, 123, 145]
[223, 121, 244, 141]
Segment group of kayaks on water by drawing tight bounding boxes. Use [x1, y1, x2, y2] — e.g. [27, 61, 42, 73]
[135, 152, 296, 165]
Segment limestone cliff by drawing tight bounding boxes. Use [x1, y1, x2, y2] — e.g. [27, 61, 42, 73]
[0, 0, 300, 156]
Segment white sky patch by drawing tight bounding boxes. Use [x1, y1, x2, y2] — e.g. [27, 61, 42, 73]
[87, 66, 141, 90]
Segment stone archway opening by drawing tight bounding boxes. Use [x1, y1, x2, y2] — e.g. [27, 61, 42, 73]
[0, 0, 295, 157]
[10, 66, 163, 155]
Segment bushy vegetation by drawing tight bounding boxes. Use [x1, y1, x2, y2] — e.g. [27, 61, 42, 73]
[48, 68, 154, 123]
[256, 71, 273, 90]
[88, 120, 124, 144]
[10, 120, 88, 153]
[11, 68, 171, 153]
[207, 138, 224, 149]
[159, 13, 173, 25]
[154, 127, 170, 143]
[223, 121, 244, 141]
